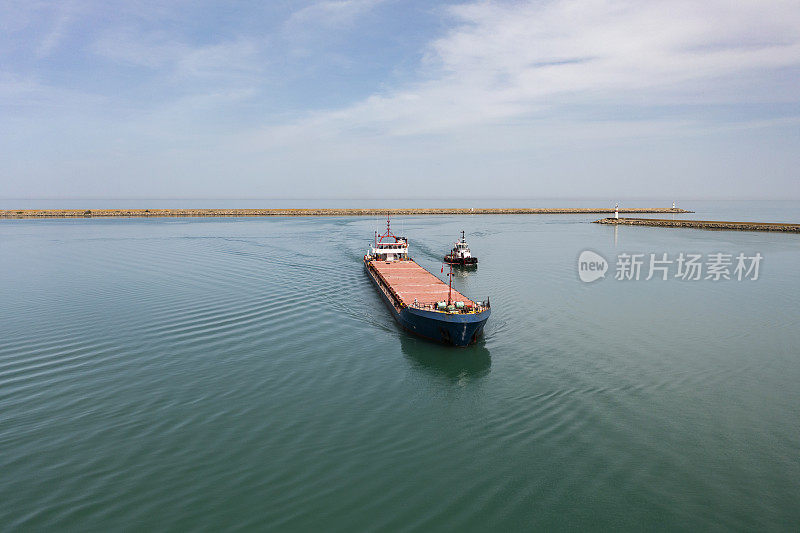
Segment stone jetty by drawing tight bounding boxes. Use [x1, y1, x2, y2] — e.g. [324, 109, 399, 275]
[595, 217, 800, 233]
[1, 207, 692, 219]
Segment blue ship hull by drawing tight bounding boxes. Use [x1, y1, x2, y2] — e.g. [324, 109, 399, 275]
[365, 262, 490, 347]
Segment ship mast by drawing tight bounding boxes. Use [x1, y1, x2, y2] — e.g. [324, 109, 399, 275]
[378, 212, 396, 242]
[447, 263, 453, 305]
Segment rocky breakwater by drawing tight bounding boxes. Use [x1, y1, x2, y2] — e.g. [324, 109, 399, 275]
[595, 217, 800, 233]
[2, 207, 693, 219]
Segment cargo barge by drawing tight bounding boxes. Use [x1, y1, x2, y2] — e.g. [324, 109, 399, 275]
[364, 217, 490, 346]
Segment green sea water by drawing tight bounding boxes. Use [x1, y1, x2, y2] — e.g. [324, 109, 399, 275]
[1, 203, 799, 530]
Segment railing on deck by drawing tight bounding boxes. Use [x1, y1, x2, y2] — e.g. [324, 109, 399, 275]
[407, 300, 490, 314]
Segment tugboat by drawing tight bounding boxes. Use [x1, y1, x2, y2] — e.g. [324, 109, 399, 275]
[444, 231, 478, 266]
[364, 216, 490, 346]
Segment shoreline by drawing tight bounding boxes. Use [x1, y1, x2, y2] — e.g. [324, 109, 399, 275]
[594, 217, 800, 233]
[1, 207, 693, 219]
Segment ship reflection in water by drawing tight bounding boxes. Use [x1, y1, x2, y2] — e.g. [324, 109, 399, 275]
[400, 335, 491, 382]
[451, 265, 476, 279]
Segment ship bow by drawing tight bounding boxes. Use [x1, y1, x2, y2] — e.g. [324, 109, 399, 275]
[402, 307, 490, 347]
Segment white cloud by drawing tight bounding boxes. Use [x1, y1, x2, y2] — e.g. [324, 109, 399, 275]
[255, 0, 800, 143]
[36, 1, 80, 57]
[3, 0, 799, 198]
[93, 33, 265, 81]
[285, 0, 385, 31]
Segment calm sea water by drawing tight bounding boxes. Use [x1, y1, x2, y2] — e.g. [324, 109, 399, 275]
[1, 202, 799, 530]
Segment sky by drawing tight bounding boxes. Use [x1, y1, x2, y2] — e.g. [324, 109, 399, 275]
[1, 0, 799, 200]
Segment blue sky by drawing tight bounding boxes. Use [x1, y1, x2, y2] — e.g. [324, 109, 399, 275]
[2, 0, 799, 200]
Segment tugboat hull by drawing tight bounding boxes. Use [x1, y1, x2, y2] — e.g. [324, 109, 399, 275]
[444, 255, 478, 266]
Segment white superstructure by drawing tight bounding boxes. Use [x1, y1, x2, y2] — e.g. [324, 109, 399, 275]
[367, 215, 408, 262]
[370, 238, 408, 261]
[450, 236, 472, 260]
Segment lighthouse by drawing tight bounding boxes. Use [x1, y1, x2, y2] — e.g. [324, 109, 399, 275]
[614, 203, 619, 219]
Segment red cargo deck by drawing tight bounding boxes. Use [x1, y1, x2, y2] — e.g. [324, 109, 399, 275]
[369, 260, 474, 306]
